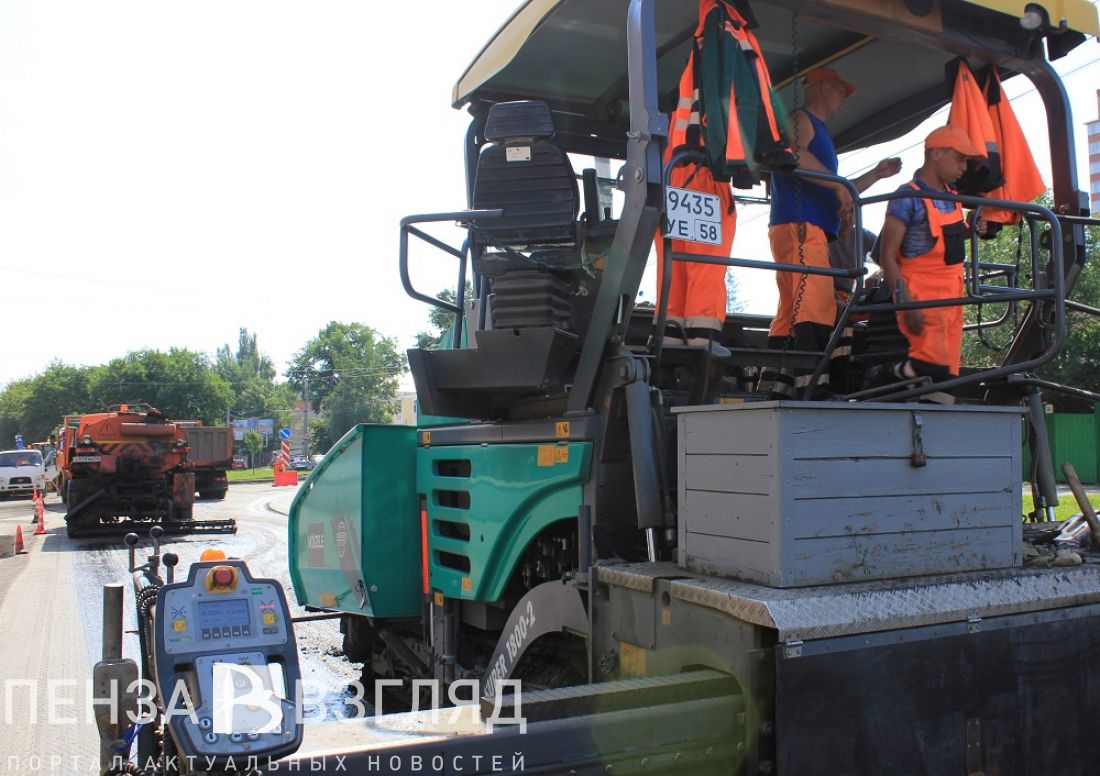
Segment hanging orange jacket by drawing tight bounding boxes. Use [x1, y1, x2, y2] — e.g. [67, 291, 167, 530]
[981, 68, 1046, 225]
[670, 0, 790, 188]
[896, 182, 968, 375]
[948, 60, 1003, 195]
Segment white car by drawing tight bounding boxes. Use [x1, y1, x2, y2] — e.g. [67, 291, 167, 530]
[0, 449, 48, 499]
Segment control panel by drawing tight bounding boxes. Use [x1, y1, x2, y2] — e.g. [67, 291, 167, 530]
[154, 560, 302, 768]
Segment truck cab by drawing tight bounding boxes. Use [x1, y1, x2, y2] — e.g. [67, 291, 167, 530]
[0, 448, 46, 498]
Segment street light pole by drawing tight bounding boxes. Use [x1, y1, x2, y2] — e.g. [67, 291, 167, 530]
[303, 373, 309, 456]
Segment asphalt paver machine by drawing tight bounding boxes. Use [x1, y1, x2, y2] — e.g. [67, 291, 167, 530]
[99, 0, 1100, 773]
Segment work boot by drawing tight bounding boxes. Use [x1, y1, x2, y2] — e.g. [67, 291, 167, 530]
[685, 328, 731, 359]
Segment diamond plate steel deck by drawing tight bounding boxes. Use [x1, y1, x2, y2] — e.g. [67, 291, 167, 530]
[595, 561, 685, 593]
[599, 561, 1100, 642]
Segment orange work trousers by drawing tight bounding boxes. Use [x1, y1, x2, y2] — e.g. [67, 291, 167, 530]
[655, 165, 734, 330]
[768, 223, 836, 337]
[897, 259, 965, 376]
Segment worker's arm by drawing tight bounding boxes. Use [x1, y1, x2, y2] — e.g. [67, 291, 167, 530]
[851, 158, 902, 193]
[788, 110, 853, 215]
[879, 213, 924, 334]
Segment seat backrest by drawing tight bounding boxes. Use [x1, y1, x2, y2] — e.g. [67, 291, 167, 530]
[472, 101, 578, 247]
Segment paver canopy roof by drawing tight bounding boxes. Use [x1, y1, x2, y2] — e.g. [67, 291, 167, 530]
[453, 0, 1097, 154]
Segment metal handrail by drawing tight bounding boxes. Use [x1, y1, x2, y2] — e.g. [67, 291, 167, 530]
[398, 209, 503, 349]
[852, 189, 1065, 402]
[656, 168, 1069, 402]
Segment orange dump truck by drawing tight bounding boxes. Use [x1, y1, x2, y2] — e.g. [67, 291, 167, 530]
[62, 404, 195, 538]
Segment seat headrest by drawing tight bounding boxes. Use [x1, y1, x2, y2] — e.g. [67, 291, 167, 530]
[484, 101, 555, 143]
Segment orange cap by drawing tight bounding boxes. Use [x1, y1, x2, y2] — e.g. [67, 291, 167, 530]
[925, 125, 984, 157]
[200, 548, 227, 561]
[803, 67, 855, 97]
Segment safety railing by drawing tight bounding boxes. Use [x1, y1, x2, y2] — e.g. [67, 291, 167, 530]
[398, 209, 503, 349]
[656, 155, 1069, 402]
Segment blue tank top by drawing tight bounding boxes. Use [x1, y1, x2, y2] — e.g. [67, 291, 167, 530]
[769, 110, 840, 238]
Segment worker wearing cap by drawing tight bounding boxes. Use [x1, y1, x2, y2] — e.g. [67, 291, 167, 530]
[762, 67, 901, 398]
[871, 125, 986, 389]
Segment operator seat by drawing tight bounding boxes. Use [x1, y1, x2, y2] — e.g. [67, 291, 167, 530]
[407, 101, 594, 419]
[471, 100, 582, 331]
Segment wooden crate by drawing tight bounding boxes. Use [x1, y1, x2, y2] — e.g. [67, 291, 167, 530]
[675, 402, 1023, 587]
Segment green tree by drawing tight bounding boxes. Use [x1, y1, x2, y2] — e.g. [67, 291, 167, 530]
[287, 322, 406, 450]
[88, 348, 233, 423]
[0, 362, 94, 444]
[415, 284, 473, 350]
[216, 329, 295, 455]
[243, 430, 263, 469]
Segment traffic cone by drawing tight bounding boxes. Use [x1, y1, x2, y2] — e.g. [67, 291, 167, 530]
[33, 515, 46, 536]
[14, 526, 25, 554]
[30, 488, 41, 524]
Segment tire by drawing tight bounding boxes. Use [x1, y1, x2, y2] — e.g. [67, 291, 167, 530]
[173, 507, 193, 522]
[213, 487, 227, 500]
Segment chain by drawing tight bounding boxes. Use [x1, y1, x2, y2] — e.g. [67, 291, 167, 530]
[787, 10, 808, 350]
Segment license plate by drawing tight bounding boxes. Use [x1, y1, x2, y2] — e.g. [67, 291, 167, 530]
[663, 185, 723, 246]
[72, 455, 101, 463]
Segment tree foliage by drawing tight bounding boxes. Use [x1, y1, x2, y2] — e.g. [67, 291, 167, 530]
[88, 348, 233, 423]
[0, 331, 290, 447]
[415, 284, 473, 350]
[961, 194, 1100, 409]
[287, 322, 406, 451]
[216, 329, 295, 432]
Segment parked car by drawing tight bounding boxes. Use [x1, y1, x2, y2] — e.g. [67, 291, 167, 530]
[0, 449, 48, 499]
[231, 455, 248, 470]
[290, 456, 315, 471]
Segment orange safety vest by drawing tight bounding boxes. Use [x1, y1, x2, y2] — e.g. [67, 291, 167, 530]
[948, 60, 1002, 195]
[669, 0, 788, 188]
[981, 69, 1046, 225]
[896, 182, 968, 374]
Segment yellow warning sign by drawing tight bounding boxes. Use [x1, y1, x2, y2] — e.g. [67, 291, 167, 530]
[421, 431, 431, 446]
[433, 591, 444, 607]
[555, 421, 570, 439]
[555, 446, 569, 464]
[461, 577, 473, 593]
[318, 593, 338, 608]
[619, 642, 647, 677]
[537, 445, 556, 467]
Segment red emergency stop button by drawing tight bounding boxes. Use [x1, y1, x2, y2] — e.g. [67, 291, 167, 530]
[205, 565, 238, 592]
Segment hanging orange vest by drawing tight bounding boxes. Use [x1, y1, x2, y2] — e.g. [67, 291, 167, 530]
[981, 69, 1046, 225]
[948, 60, 1003, 195]
[897, 182, 968, 375]
[669, 0, 789, 188]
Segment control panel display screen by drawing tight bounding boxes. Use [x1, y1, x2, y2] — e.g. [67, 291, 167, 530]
[198, 599, 251, 632]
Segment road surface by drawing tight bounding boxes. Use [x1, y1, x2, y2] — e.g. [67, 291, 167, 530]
[0, 481, 363, 775]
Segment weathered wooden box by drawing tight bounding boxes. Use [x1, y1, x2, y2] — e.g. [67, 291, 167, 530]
[675, 402, 1023, 587]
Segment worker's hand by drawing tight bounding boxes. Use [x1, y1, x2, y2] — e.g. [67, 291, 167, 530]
[874, 157, 902, 180]
[835, 186, 854, 228]
[903, 308, 925, 335]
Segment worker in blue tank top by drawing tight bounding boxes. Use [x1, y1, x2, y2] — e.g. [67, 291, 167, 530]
[760, 68, 902, 398]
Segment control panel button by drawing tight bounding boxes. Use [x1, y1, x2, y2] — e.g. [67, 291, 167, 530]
[173, 619, 187, 633]
[201, 629, 211, 640]
[205, 565, 239, 593]
[262, 612, 278, 626]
